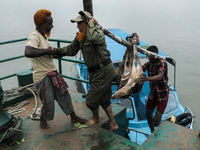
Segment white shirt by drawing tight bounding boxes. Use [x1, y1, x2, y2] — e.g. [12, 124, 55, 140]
[26, 30, 57, 83]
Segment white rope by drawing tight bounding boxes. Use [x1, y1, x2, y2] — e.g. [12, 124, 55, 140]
[7, 108, 26, 115]
[6, 85, 40, 119]
[7, 101, 29, 115]
[25, 87, 40, 120]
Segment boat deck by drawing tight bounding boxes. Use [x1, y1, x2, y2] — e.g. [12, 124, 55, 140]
[143, 121, 200, 150]
[0, 90, 143, 150]
[1, 90, 200, 150]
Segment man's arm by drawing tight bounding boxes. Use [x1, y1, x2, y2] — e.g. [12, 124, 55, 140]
[25, 46, 55, 58]
[141, 72, 163, 82]
[55, 38, 80, 57]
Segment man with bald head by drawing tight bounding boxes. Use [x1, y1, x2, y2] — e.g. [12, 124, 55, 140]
[25, 9, 87, 129]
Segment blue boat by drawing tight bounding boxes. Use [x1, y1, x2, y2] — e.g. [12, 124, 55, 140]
[75, 28, 195, 145]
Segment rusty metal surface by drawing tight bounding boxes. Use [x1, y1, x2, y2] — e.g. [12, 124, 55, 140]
[96, 127, 144, 150]
[142, 121, 200, 150]
[0, 90, 142, 150]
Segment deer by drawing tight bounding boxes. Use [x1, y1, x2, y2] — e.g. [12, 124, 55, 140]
[112, 33, 146, 99]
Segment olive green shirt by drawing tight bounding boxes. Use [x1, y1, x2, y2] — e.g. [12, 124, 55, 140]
[56, 22, 111, 68]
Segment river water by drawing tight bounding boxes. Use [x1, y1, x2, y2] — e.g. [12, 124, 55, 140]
[0, 0, 199, 131]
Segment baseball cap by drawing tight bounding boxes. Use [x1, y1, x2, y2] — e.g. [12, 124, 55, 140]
[71, 11, 92, 23]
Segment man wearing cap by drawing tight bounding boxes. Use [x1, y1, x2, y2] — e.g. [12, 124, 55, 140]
[24, 9, 87, 129]
[54, 12, 118, 132]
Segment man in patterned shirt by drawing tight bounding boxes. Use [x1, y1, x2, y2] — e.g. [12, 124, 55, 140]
[141, 45, 169, 133]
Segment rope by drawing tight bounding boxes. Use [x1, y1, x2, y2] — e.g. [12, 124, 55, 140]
[3, 83, 36, 104]
[7, 108, 26, 115]
[70, 63, 76, 72]
[5, 84, 40, 119]
[0, 128, 11, 142]
[26, 87, 40, 120]
[7, 101, 29, 115]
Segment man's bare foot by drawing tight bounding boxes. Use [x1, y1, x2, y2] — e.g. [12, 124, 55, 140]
[109, 123, 118, 132]
[86, 116, 99, 126]
[40, 117, 49, 129]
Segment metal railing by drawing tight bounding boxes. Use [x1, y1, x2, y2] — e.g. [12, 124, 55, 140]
[0, 38, 89, 84]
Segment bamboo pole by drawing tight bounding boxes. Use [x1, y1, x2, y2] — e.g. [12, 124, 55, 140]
[83, 0, 93, 16]
[79, 11, 166, 60]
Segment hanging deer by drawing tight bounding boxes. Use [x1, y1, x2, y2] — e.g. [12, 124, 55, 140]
[112, 33, 146, 99]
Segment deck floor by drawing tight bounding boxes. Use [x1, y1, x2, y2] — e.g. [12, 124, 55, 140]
[143, 121, 200, 150]
[0, 90, 142, 150]
[1, 90, 199, 150]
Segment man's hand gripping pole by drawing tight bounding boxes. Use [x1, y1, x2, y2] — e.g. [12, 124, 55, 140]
[78, 11, 166, 60]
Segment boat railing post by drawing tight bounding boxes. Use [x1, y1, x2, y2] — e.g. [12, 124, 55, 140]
[199, 127, 200, 137]
[174, 65, 176, 89]
[57, 41, 62, 74]
[184, 107, 195, 129]
[86, 69, 88, 90]
[136, 132, 137, 144]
